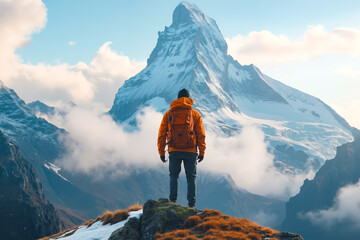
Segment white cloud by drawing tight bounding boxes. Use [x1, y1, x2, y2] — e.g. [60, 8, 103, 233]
[77, 42, 146, 106]
[203, 124, 314, 199]
[15, 63, 95, 103]
[48, 105, 312, 199]
[10, 42, 145, 107]
[84, 41, 145, 83]
[226, 25, 360, 65]
[335, 67, 360, 80]
[0, 0, 46, 80]
[303, 179, 360, 229]
[53, 106, 162, 179]
[68, 41, 76, 46]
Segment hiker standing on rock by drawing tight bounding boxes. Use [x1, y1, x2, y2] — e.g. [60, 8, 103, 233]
[157, 89, 206, 208]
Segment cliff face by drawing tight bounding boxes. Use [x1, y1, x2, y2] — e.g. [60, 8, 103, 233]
[282, 137, 360, 239]
[0, 131, 63, 240]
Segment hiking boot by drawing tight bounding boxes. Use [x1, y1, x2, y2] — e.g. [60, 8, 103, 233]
[188, 204, 195, 208]
[170, 199, 176, 204]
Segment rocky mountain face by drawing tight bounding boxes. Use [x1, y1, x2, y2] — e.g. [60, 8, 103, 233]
[28, 100, 58, 116]
[109, 1, 353, 173]
[282, 137, 360, 239]
[0, 130, 63, 239]
[0, 81, 63, 196]
[28, 100, 69, 117]
[0, 81, 63, 165]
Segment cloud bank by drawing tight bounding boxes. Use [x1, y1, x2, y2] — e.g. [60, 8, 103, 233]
[303, 179, 360, 229]
[226, 25, 360, 65]
[0, 0, 46, 80]
[44, 105, 313, 199]
[203, 123, 314, 199]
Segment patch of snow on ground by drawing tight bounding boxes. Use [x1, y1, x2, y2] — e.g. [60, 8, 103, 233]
[53, 209, 143, 240]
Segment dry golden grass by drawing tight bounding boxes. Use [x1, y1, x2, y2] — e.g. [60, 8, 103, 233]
[101, 203, 142, 225]
[154, 209, 279, 240]
[102, 209, 128, 225]
[155, 229, 199, 240]
[184, 215, 201, 228]
[39, 203, 142, 240]
[126, 203, 142, 212]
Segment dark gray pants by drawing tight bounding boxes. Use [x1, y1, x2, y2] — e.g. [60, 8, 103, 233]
[169, 151, 197, 206]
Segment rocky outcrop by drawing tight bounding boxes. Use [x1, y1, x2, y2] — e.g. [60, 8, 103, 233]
[109, 217, 141, 240]
[0, 131, 63, 240]
[109, 198, 302, 240]
[140, 199, 200, 240]
[271, 232, 304, 240]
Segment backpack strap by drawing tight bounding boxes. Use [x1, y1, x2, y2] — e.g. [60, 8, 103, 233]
[165, 110, 176, 145]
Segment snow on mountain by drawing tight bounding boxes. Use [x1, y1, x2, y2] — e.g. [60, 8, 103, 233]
[44, 162, 70, 182]
[109, 1, 353, 173]
[0, 80, 62, 163]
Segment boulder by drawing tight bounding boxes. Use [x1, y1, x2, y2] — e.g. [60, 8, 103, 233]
[109, 217, 140, 240]
[140, 198, 200, 240]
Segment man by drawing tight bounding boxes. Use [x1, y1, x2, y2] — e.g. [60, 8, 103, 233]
[157, 89, 206, 208]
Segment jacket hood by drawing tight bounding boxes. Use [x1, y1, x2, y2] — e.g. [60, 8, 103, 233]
[170, 97, 193, 110]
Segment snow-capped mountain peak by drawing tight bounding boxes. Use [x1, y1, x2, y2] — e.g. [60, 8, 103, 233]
[109, 2, 353, 172]
[172, 1, 212, 26]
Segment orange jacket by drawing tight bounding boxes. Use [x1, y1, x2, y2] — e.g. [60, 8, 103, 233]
[157, 97, 206, 156]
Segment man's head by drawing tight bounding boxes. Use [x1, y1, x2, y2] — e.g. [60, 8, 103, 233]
[178, 88, 190, 99]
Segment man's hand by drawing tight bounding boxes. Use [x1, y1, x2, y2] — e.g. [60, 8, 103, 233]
[160, 155, 166, 163]
[197, 155, 204, 163]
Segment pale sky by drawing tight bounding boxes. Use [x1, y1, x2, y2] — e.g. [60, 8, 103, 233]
[1, 0, 360, 128]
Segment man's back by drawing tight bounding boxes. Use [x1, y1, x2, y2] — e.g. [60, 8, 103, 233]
[158, 97, 205, 157]
[157, 89, 206, 208]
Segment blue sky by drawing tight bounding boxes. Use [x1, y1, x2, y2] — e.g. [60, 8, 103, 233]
[1, 0, 360, 128]
[18, 0, 360, 64]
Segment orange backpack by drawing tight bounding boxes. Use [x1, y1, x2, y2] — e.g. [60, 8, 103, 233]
[167, 108, 196, 149]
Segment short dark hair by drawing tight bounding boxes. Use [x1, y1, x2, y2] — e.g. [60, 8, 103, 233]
[178, 89, 190, 99]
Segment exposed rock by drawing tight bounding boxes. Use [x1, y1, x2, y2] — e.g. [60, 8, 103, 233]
[140, 198, 200, 240]
[109, 217, 140, 240]
[0, 131, 63, 239]
[270, 231, 304, 240]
